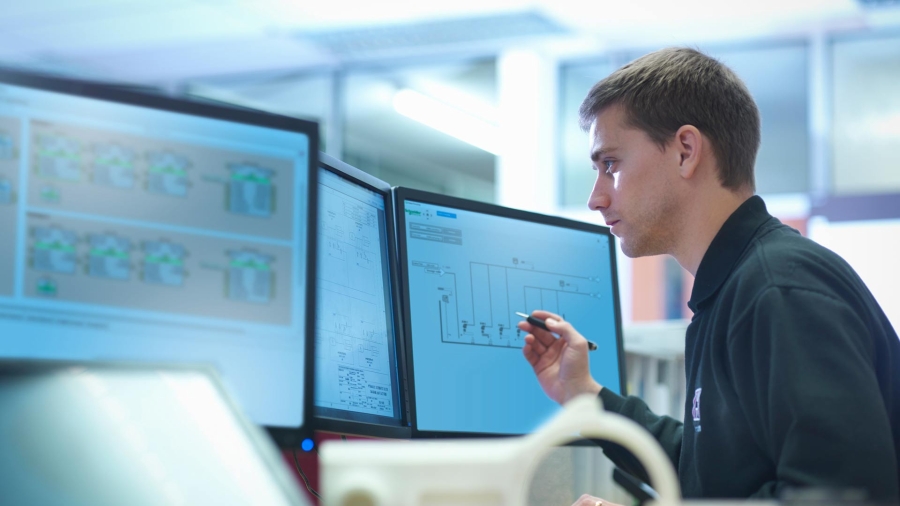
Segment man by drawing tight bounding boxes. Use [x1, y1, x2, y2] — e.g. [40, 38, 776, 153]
[518, 47, 900, 503]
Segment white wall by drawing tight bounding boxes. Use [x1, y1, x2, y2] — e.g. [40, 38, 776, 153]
[808, 217, 900, 330]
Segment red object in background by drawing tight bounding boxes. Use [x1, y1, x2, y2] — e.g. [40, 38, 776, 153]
[281, 431, 374, 505]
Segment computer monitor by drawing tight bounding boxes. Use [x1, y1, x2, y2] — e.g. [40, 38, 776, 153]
[394, 187, 625, 437]
[0, 69, 318, 446]
[313, 153, 409, 438]
[0, 359, 311, 506]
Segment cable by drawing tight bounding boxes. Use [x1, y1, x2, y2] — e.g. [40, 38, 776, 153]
[292, 450, 321, 500]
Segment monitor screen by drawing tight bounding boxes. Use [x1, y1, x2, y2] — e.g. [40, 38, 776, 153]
[313, 154, 408, 437]
[395, 187, 624, 437]
[0, 70, 317, 443]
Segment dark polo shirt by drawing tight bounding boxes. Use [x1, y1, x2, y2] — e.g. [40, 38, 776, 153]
[598, 195, 900, 501]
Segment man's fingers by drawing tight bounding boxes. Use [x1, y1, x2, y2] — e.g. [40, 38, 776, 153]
[572, 494, 620, 506]
[533, 328, 556, 347]
[529, 335, 548, 354]
[523, 334, 549, 365]
[543, 317, 588, 349]
[571, 494, 622, 506]
[572, 494, 599, 506]
[545, 317, 575, 336]
[531, 309, 564, 322]
[522, 344, 539, 366]
[533, 337, 564, 372]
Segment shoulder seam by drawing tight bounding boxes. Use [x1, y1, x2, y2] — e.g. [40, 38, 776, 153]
[743, 218, 790, 287]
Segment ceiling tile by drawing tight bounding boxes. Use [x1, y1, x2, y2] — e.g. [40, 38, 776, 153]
[80, 35, 334, 82]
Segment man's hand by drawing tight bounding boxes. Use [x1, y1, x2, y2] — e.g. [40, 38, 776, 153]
[518, 310, 602, 405]
[571, 494, 623, 506]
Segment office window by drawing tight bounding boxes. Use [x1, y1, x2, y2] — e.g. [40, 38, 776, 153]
[832, 33, 900, 195]
[558, 60, 615, 207]
[707, 43, 809, 195]
[558, 43, 809, 206]
[809, 217, 900, 330]
[342, 59, 497, 203]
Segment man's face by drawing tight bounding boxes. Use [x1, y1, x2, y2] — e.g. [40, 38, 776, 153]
[587, 105, 683, 258]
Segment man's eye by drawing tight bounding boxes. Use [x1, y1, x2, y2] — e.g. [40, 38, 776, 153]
[592, 160, 615, 173]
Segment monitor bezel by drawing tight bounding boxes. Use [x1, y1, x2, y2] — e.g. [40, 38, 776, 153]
[312, 153, 411, 439]
[0, 68, 319, 447]
[393, 186, 626, 439]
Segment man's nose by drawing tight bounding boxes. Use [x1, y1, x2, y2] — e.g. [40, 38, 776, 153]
[588, 177, 610, 211]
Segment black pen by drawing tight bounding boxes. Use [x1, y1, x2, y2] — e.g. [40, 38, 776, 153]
[515, 312, 598, 351]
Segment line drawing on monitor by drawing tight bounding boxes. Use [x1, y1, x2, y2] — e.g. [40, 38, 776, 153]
[0, 68, 318, 447]
[394, 187, 625, 438]
[312, 153, 410, 438]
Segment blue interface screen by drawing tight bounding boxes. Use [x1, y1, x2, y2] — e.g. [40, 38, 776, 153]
[0, 79, 312, 429]
[403, 200, 621, 435]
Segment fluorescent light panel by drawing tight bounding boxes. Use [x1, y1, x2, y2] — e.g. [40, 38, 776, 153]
[393, 88, 500, 155]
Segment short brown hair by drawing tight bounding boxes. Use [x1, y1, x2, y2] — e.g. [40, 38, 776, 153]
[579, 47, 760, 192]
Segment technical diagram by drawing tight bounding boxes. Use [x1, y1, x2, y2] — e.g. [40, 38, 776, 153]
[24, 120, 296, 241]
[38, 185, 61, 203]
[315, 180, 394, 417]
[228, 163, 275, 217]
[34, 134, 82, 182]
[145, 151, 190, 197]
[412, 258, 604, 349]
[319, 200, 380, 296]
[87, 233, 132, 280]
[0, 170, 15, 296]
[92, 143, 137, 189]
[16, 119, 298, 326]
[226, 249, 274, 304]
[22, 213, 292, 324]
[31, 226, 78, 274]
[36, 277, 57, 297]
[0, 132, 16, 160]
[0, 178, 13, 205]
[142, 240, 187, 286]
[335, 365, 392, 413]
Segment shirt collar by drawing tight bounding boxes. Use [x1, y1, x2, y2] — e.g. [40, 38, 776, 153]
[687, 195, 773, 312]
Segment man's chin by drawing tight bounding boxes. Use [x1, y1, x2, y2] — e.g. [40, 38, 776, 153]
[619, 239, 657, 259]
[619, 241, 639, 258]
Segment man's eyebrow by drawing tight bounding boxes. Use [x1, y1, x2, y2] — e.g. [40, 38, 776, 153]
[590, 147, 617, 162]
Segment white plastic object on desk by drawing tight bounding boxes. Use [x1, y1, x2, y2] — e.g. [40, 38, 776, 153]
[321, 394, 681, 506]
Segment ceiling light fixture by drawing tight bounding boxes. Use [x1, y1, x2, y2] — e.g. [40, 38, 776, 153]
[393, 88, 500, 155]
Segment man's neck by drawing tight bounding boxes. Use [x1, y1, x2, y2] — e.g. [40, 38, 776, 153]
[670, 189, 753, 276]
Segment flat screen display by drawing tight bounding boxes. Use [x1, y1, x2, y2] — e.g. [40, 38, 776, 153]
[0, 70, 317, 441]
[396, 188, 624, 436]
[313, 155, 407, 437]
[0, 361, 310, 506]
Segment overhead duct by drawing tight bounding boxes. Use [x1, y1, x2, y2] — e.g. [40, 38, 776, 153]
[299, 11, 568, 61]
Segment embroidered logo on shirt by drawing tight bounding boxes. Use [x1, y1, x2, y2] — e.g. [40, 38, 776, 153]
[692, 388, 702, 433]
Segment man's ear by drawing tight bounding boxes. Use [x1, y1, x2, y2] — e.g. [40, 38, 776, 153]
[674, 125, 702, 180]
